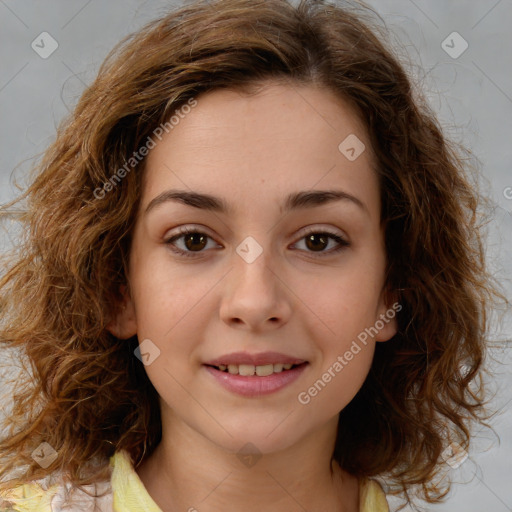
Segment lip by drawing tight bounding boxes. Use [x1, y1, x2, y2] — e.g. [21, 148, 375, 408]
[204, 362, 309, 397]
[204, 351, 307, 366]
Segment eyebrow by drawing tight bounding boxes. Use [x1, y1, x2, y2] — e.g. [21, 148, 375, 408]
[145, 188, 368, 216]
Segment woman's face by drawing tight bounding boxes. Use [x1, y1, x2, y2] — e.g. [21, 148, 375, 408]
[110, 82, 397, 455]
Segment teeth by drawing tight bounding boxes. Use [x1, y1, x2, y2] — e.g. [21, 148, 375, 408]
[215, 362, 301, 375]
[256, 364, 274, 376]
[239, 364, 255, 376]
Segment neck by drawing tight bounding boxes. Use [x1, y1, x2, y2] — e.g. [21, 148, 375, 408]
[135, 412, 359, 512]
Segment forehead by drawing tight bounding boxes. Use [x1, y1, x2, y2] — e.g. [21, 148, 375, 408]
[141, 82, 380, 220]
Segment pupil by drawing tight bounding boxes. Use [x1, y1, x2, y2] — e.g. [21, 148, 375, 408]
[185, 233, 207, 251]
[306, 234, 327, 251]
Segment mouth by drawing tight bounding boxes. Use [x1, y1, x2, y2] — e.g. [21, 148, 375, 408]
[203, 362, 309, 397]
[205, 362, 307, 376]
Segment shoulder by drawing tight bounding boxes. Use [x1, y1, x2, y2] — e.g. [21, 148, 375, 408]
[359, 478, 389, 512]
[109, 450, 162, 511]
[0, 450, 161, 512]
[0, 465, 113, 512]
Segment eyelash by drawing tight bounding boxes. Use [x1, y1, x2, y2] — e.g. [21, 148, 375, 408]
[164, 226, 350, 259]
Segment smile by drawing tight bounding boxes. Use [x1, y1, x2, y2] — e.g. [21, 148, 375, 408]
[209, 362, 302, 376]
[203, 362, 309, 397]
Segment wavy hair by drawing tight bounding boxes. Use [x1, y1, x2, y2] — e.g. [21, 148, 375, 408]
[0, 0, 504, 506]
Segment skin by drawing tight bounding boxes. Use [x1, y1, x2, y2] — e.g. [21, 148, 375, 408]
[108, 81, 397, 512]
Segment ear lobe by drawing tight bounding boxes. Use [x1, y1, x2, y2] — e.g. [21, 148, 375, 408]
[374, 290, 400, 342]
[106, 284, 137, 339]
[374, 313, 397, 342]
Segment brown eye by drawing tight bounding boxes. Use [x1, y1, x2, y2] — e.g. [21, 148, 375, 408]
[165, 227, 219, 258]
[304, 233, 330, 252]
[294, 230, 350, 257]
[183, 232, 208, 252]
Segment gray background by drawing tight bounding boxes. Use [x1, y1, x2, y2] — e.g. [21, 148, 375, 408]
[0, 1, 511, 510]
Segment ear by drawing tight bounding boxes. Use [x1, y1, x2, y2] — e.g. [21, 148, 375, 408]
[106, 284, 138, 339]
[374, 287, 400, 342]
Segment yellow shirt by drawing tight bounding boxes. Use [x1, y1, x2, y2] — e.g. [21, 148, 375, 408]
[0, 450, 389, 511]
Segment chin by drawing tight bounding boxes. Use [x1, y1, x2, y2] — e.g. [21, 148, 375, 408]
[205, 424, 304, 458]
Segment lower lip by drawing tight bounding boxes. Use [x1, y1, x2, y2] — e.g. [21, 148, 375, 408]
[204, 363, 308, 397]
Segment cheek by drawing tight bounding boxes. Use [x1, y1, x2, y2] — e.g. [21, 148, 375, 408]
[297, 339, 375, 415]
[303, 262, 385, 336]
[131, 253, 215, 336]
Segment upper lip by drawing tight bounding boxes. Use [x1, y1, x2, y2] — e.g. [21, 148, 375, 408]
[204, 351, 307, 367]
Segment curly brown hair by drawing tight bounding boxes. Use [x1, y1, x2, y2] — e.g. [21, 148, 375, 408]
[0, 0, 504, 506]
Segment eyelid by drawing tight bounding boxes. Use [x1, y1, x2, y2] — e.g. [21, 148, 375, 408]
[296, 225, 349, 242]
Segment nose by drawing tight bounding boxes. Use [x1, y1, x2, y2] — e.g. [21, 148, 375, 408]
[219, 243, 292, 333]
